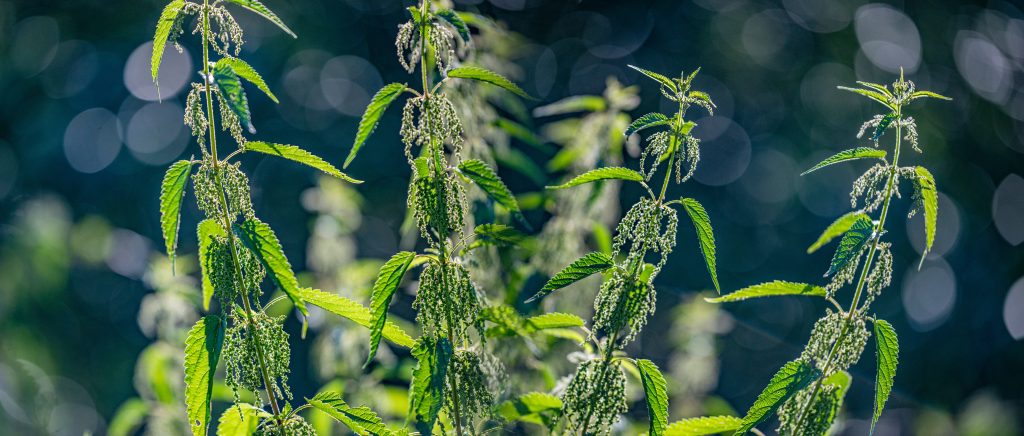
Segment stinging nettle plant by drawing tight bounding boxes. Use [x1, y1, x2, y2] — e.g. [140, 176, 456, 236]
[700, 70, 950, 435]
[344, 0, 534, 434]
[150, 1, 394, 435]
[519, 66, 720, 435]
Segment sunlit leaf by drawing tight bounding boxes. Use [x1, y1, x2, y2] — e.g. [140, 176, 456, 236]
[366, 251, 416, 366]
[547, 167, 644, 190]
[408, 337, 452, 434]
[435, 9, 470, 43]
[152, 0, 185, 89]
[471, 224, 526, 248]
[216, 404, 269, 436]
[872, 112, 898, 142]
[913, 166, 938, 267]
[872, 319, 899, 434]
[225, 0, 296, 38]
[457, 159, 528, 227]
[532, 95, 606, 117]
[801, 147, 887, 176]
[214, 62, 254, 134]
[298, 287, 415, 348]
[525, 312, 584, 330]
[735, 360, 819, 435]
[232, 218, 307, 315]
[109, 398, 148, 436]
[837, 86, 893, 110]
[307, 391, 390, 435]
[637, 359, 669, 436]
[197, 219, 226, 311]
[345, 83, 406, 168]
[447, 65, 534, 100]
[706, 281, 826, 303]
[826, 215, 874, 277]
[664, 416, 742, 436]
[626, 113, 671, 137]
[160, 160, 192, 268]
[679, 198, 719, 292]
[244, 142, 361, 183]
[215, 57, 279, 103]
[185, 316, 224, 436]
[807, 211, 872, 254]
[909, 90, 952, 101]
[628, 65, 677, 92]
[498, 392, 562, 427]
[526, 252, 614, 303]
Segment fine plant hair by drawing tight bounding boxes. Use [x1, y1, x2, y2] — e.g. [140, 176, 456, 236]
[345, 0, 533, 434]
[522, 66, 721, 435]
[702, 70, 950, 435]
[148, 0, 388, 434]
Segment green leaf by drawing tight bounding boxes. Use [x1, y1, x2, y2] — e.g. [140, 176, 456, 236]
[109, 398, 149, 436]
[735, 360, 819, 435]
[910, 90, 952, 101]
[664, 416, 743, 436]
[872, 319, 899, 434]
[526, 252, 614, 303]
[706, 281, 826, 303]
[366, 251, 416, 366]
[345, 83, 406, 169]
[826, 215, 874, 277]
[914, 166, 938, 267]
[152, 0, 185, 88]
[547, 167, 645, 190]
[497, 392, 562, 427]
[856, 81, 893, 99]
[472, 223, 526, 248]
[807, 211, 872, 254]
[637, 359, 669, 436]
[533, 95, 606, 117]
[872, 112, 898, 142]
[232, 218, 307, 315]
[446, 65, 534, 100]
[214, 57, 278, 103]
[457, 159, 528, 227]
[244, 141, 361, 183]
[307, 391, 390, 436]
[435, 9, 470, 43]
[626, 113, 671, 137]
[679, 198, 720, 292]
[408, 337, 453, 434]
[298, 287, 415, 348]
[837, 86, 893, 110]
[525, 312, 585, 330]
[494, 118, 548, 151]
[801, 147, 887, 176]
[160, 160, 192, 267]
[213, 61, 254, 134]
[225, 0, 296, 38]
[216, 404, 268, 436]
[197, 219, 226, 311]
[185, 316, 225, 436]
[628, 65, 677, 92]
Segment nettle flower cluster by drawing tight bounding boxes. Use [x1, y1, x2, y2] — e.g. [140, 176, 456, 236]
[344, 1, 535, 434]
[523, 66, 721, 435]
[704, 71, 949, 436]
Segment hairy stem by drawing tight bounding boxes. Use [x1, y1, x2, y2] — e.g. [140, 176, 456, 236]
[201, 0, 283, 426]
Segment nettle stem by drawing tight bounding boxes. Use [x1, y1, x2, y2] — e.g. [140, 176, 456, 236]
[201, 0, 284, 425]
[791, 102, 904, 429]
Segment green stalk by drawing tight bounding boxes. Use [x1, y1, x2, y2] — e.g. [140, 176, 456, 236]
[790, 102, 904, 430]
[200, 0, 283, 427]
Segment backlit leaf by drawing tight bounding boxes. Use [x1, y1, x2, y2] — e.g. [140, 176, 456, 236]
[298, 287, 415, 348]
[216, 404, 269, 436]
[447, 65, 534, 100]
[664, 416, 743, 436]
[826, 215, 874, 277]
[185, 316, 225, 436]
[498, 392, 562, 427]
[214, 57, 278, 103]
[637, 359, 669, 436]
[244, 141, 361, 183]
[345, 83, 406, 168]
[735, 360, 819, 435]
[472, 224, 526, 248]
[909, 90, 952, 101]
[307, 391, 390, 436]
[801, 147, 887, 176]
[232, 218, 307, 315]
[526, 252, 614, 303]
[160, 160, 192, 268]
[225, 0, 296, 38]
[837, 86, 893, 110]
[457, 159, 528, 227]
[213, 62, 254, 134]
[679, 198, 719, 292]
[628, 65, 677, 92]
[152, 0, 185, 89]
[435, 9, 470, 43]
[807, 211, 872, 254]
[547, 167, 644, 190]
[913, 166, 938, 267]
[366, 251, 416, 366]
[408, 337, 453, 434]
[532, 95, 606, 117]
[626, 113, 671, 137]
[872, 319, 899, 435]
[872, 112, 897, 142]
[525, 312, 585, 330]
[706, 281, 826, 303]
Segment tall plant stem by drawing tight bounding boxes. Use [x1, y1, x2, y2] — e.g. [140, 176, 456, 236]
[791, 103, 904, 430]
[201, 0, 283, 425]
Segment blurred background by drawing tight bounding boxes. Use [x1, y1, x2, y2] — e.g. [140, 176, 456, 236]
[0, 0, 1022, 434]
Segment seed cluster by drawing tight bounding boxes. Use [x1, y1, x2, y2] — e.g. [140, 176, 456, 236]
[401, 95, 465, 161]
[562, 359, 627, 434]
[800, 310, 869, 376]
[192, 159, 255, 223]
[445, 350, 495, 419]
[777, 382, 842, 436]
[223, 310, 292, 404]
[414, 261, 483, 342]
[255, 415, 315, 436]
[410, 169, 466, 244]
[206, 236, 265, 309]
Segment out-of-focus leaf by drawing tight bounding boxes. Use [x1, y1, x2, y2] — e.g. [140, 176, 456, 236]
[664, 416, 742, 436]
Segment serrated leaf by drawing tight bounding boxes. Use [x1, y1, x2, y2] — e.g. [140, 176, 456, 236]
[872, 112, 898, 142]
[735, 360, 819, 435]
[628, 65, 677, 92]
[225, 0, 296, 38]
[837, 86, 893, 110]
[807, 211, 872, 254]
[526, 252, 614, 303]
[532, 95, 606, 117]
[197, 219, 226, 311]
[232, 218, 306, 315]
[679, 198, 719, 292]
[525, 312, 584, 331]
[547, 167, 645, 190]
[152, 0, 185, 89]
[481, 305, 529, 338]
[801, 147, 887, 176]
[447, 65, 534, 100]
[637, 359, 669, 436]
[408, 337, 452, 434]
[914, 166, 938, 266]
[494, 146, 546, 186]
[856, 81, 893, 99]
[435, 9, 470, 43]
[244, 142, 361, 183]
[216, 404, 267, 436]
[366, 251, 416, 366]
[872, 319, 899, 435]
[345, 83, 406, 168]
[826, 216, 874, 277]
[160, 160, 192, 267]
[664, 416, 743, 436]
[472, 223, 526, 248]
[185, 316, 225, 436]
[214, 62, 254, 134]
[497, 392, 562, 427]
[109, 398, 148, 436]
[494, 118, 548, 151]
[706, 281, 826, 303]
[910, 90, 952, 101]
[215, 57, 278, 103]
[626, 113, 671, 137]
[307, 391, 391, 435]
[298, 287, 415, 348]
[457, 159, 528, 227]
